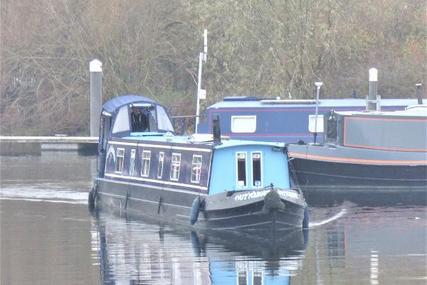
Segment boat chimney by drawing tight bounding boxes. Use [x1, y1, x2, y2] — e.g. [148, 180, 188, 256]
[367, 68, 378, 111]
[416, 83, 423, 105]
[212, 115, 221, 144]
[90, 59, 103, 137]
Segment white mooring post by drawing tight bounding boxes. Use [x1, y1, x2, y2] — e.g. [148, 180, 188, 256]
[90, 59, 103, 137]
[195, 29, 208, 133]
[313, 81, 323, 144]
[415, 83, 423, 105]
[367, 68, 378, 111]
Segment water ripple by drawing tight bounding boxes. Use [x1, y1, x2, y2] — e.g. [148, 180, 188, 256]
[308, 208, 347, 228]
[0, 184, 88, 204]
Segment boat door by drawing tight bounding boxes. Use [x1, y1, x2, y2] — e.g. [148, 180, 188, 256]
[98, 111, 112, 177]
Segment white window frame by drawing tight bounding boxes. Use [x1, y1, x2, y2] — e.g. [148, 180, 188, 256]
[170, 153, 181, 181]
[191, 155, 203, 184]
[236, 152, 247, 188]
[140, 150, 151, 177]
[157, 152, 165, 179]
[129, 149, 136, 176]
[231, 115, 257, 133]
[115, 148, 125, 173]
[251, 151, 263, 188]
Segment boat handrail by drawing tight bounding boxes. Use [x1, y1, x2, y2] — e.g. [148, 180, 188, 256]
[189, 134, 230, 143]
[260, 99, 316, 105]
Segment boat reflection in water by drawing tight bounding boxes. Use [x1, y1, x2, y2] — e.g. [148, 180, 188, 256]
[91, 212, 308, 285]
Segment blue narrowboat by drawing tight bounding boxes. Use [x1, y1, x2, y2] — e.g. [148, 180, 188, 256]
[197, 97, 418, 143]
[89, 95, 308, 232]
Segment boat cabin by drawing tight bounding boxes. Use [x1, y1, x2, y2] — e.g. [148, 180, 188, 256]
[323, 108, 427, 152]
[98, 95, 174, 176]
[197, 97, 418, 143]
[103, 134, 291, 196]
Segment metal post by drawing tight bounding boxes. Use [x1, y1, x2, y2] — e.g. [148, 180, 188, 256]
[195, 29, 208, 133]
[368, 68, 378, 111]
[195, 53, 203, 133]
[416, 83, 423, 105]
[90, 59, 102, 137]
[314, 82, 323, 144]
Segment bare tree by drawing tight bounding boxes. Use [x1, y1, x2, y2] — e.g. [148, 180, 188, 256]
[1, 0, 425, 135]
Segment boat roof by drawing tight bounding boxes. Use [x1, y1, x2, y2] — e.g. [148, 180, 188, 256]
[122, 132, 285, 149]
[213, 139, 285, 150]
[405, 104, 427, 112]
[336, 105, 427, 118]
[102, 95, 156, 113]
[208, 97, 419, 109]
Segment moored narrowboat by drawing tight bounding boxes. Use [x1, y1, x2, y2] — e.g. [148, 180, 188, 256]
[196, 97, 418, 143]
[89, 95, 308, 232]
[287, 105, 427, 203]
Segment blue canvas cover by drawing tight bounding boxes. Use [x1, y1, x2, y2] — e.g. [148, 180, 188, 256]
[102, 95, 156, 114]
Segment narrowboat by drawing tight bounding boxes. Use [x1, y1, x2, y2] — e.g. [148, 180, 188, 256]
[196, 97, 418, 143]
[287, 104, 427, 202]
[89, 95, 308, 232]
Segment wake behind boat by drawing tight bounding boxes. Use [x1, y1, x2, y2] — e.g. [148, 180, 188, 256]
[89, 95, 308, 232]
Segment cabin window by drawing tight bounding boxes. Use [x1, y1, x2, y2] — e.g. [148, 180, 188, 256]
[191, 155, 203, 184]
[170, 153, 181, 181]
[238, 271, 247, 285]
[147, 107, 158, 132]
[115, 148, 125, 173]
[236, 152, 247, 187]
[157, 152, 165, 178]
[130, 107, 149, 132]
[231, 115, 256, 133]
[253, 271, 263, 285]
[156, 105, 174, 132]
[129, 149, 136, 176]
[141, 150, 151, 177]
[112, 106, 130, 134]
[252, 152, 262, 187]
[308, 114, 324, 133]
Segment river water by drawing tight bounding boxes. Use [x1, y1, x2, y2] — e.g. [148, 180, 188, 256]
[1, 152, 426, 285]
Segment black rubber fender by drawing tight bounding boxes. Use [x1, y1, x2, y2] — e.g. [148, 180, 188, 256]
[190, 196, 203, 225]
[88, 189, 95, 211]
[88, 182, 99, 212]
[262, 189, 285, 213]
[302, 207, 309, 229]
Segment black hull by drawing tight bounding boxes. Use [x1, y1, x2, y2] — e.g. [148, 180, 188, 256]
[292, 158, 427, 189]
[203, 200, 305, 233]
[292, 158, 427, 205]
[94, 177, 307, 231]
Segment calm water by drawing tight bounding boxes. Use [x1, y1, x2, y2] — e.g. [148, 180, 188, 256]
[1, 153, 426, 285]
